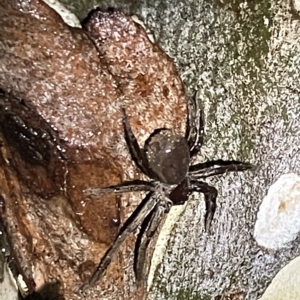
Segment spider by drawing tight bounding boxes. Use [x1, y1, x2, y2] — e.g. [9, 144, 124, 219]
[80, 92, 253, 291]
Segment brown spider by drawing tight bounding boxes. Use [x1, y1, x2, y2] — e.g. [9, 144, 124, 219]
[81, 93, 253, 291]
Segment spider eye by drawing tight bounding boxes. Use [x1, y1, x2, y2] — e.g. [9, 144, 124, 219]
[145, 129, 190, 184]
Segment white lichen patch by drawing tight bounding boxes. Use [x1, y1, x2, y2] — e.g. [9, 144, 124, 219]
[0, 264, 18, 300]
[254, 173, 300, 249]
[147, 202, 188, 290]
[17, 274, 28, 298]
[42, 0, 81, 28]
[292, 0, 300, 13]
[131, 15, 155, 43]
[259, 256, 300, 300]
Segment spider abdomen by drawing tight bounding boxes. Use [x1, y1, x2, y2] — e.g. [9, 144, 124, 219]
[144, 129, 190, 184]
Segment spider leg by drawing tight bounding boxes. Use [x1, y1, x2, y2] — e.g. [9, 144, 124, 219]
[185, 90, 205, 158]
[84, 180, 156, 195]
[121, 108, 153, 177]
[80, 191, 160, 292]
[189, 180, 218, 231]
[189, 159, 254, 180]
[134, 199, 171, 284]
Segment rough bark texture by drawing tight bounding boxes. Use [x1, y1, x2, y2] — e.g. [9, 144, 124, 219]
[0, 1, 187, 299]
[2, 0, 300, 300]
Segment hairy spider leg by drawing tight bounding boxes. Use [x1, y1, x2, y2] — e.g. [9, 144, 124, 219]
[189, 160, 254, 180]
[80, 191, 160, 292]
[185, 91, 205, 158]
[188, 180, 218, 231]
[188, 160, 254, 230]
[121, 107, 154, 177]
[134, 198, 171, 283]
[134, 205, 157, 283]
[84, 179, 156, 195]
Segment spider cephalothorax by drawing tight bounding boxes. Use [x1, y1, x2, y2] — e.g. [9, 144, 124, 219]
[81, 93, 253, 291]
